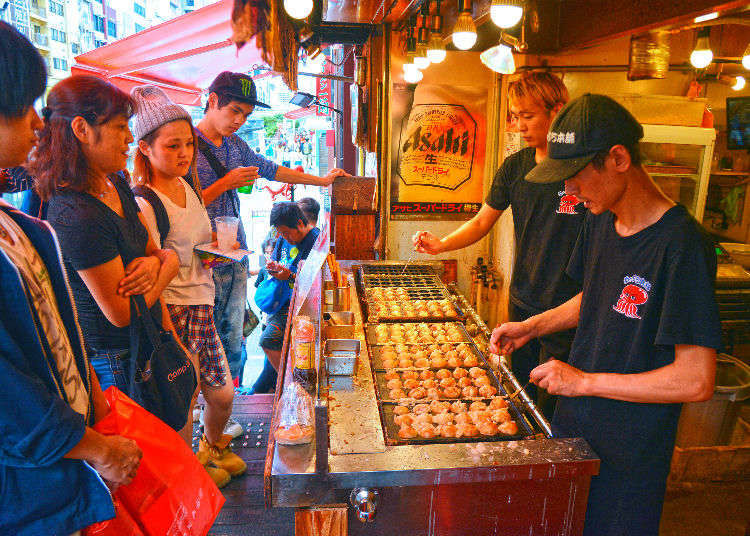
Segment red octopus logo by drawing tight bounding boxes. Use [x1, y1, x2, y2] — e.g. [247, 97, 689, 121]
[613, 284, 649, 319]
[557, 193, 581, 214]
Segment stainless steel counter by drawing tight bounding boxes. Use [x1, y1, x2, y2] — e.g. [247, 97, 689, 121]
[269, 265, 599, 509]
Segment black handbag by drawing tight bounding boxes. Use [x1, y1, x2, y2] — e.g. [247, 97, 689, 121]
[243, 300, 260, 337]
[128, 295, 197, 430]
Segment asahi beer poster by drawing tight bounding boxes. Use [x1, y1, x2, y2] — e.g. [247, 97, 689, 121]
[391, 84, 487, 219]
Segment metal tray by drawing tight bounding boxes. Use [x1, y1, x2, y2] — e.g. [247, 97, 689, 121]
[365, 322, 472, 346]
[360, 264, 437, 276]
[369, 342, 486, 371]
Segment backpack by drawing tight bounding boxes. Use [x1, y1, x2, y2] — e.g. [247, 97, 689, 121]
[133, 175, 200, 247]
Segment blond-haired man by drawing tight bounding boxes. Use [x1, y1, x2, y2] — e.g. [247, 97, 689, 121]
[414, 72, 580, 415]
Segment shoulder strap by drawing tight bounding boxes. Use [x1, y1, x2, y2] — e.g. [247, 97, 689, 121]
[196, 137, 229, 179]
[181, 173, 202, 203]
[132, 185, 169, 247]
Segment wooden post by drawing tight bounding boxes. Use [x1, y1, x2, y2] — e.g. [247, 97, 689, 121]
[295, 505, 348, 536]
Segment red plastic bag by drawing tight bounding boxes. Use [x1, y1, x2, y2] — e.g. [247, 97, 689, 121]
[92, 387, 225, 536]
[83, 497, 145, 536]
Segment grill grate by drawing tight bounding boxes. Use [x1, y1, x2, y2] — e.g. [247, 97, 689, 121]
[361, 264, 437, 276]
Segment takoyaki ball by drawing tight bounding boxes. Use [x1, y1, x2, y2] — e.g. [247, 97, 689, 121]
[397, 350, 412, 362]
[439, 377, 457, 389]
[403, 378, 420, 390]
[376, 333, 389, 344]
[430, 400, 451, 414]
[398, 425, 418, 439]
[446, 356, 462, 368]
[408, 387, 427, 400]
[389, 388, 407, 399]
[421, 379, 437, 389]
[469, 367, 486, 379]
[478, 385, 498, 398]
[477, 420, 499, 436]
[444, 349, 459, 360]
[386, 378, 403, 390]
[455, 412, 473, 425]
[453, 367, 469, 379]
[399, 358, 414, 368]
[414, 358, 430, 368]
[442, 386, 462, 399]
[450, 400, 467, 413]
[401, 370, 419, 380]
[420, 370, 435, 380]
[413, 403, 431, 414]
[384, 370, 400, 380]
[414, 349, 428, 360]
[456, 423, 480, 437]
[375, 324, 388, 333]
[490, 408, 511, 424]
[456, 343, 470, 353]
[429, 357, 446, 369]
[413, 413, 433, 425]
[429, 349, 442, 361]
[432, 412, 454, 426]
[394, 414, 414, 427]
[462, 386, 479, 398]
[391, 333, 404, 343]
[425, 388, 441, 400]
[457, 377, 473, 388]
[395, 344, 409, 353]
[416, 333, 432, 343]
[435, 333, 448, 343]
[499, 421, 519, 435]
[393, 405, 410, 415]
[463, 355, 480, 367]
[473, 375, 492, 388]
[435, 368, 452, 380]
[415, 423, 437, 439]
[469, 411, 490, 425]
[439, 423, 458, 438]
[426, 343, 439, 352]
[381, 347, 397, 359]
[438, 343, 452, 353]
[382, 359, 397, 369]
[418, 310, 431, 318]
[469, 401, 488, 412]
[489, 397, 509, 410]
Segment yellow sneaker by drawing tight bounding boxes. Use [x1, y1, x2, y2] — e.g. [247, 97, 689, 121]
[198, 434, 247, 477]
[195, 450, 231, 488]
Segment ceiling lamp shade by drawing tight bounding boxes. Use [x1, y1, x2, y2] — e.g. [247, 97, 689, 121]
[689, 28, 713, 69]
[742, 43, 750, 70]
[490, 0, 523, 29]
[480, 42, 515, 74]
[283, 0, 313, 19]
[452, 10, 477, 50]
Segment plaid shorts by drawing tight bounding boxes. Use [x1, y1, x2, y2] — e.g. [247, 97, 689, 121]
[167, 304, 227, 387]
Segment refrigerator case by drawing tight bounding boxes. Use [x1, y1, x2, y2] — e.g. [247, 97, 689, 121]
[640, 124, 716, 223]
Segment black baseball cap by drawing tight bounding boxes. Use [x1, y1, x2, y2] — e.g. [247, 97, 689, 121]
[208, 71, 270, 109]
[525, 93, 644, 183]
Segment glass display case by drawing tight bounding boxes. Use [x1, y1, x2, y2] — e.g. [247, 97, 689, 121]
[640, 124, 716, 222]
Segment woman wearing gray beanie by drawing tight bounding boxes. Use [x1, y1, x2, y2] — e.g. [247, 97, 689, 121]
[131, 85, 246, 488]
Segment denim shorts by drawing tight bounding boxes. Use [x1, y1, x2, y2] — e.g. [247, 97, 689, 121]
[89, 347, 131, 392]
[259, 306, 289, 351]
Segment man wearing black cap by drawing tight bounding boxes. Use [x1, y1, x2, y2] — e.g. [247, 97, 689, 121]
[195, 71, 347, 406]
[490, 94, 721, 535]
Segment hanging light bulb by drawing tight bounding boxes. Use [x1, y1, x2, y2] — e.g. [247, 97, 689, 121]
[452, 0, 477, 51]
[480, 42, 515, 74]
[403, 63, 424, 83]
[742, 43, 750, 70]
[414, 24, 432, 69]
[690, 28, 713, 69]
[426, 3, 446, 64]
[283, 0, 313, 19]
[733, 75, 746, 91]
[490, 0, 523, 29]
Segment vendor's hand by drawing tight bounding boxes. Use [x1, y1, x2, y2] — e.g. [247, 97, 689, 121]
[266, 261, 291, 280]
[489, 321, 535, 355]
[93, 435, 143, 486]
[412, 231, 443, 255]
[119, 256, 160, 296]
[319, 168, 349, 186]
[530, 359, 588, 397]
[221, 166, 258, 191]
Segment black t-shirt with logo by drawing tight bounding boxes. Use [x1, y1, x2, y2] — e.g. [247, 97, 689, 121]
[555, 204, 722, 478]
[486, 147, 585, 312]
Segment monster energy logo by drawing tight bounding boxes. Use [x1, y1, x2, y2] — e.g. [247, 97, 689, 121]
[240, 79, 253, 97]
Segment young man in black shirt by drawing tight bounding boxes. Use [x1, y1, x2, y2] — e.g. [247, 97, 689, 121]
[413, 73, 581, 414]
[491, 94, 721, 536]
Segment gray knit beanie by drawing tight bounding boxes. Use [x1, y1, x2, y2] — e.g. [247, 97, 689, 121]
[130, 85, 192, 141]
